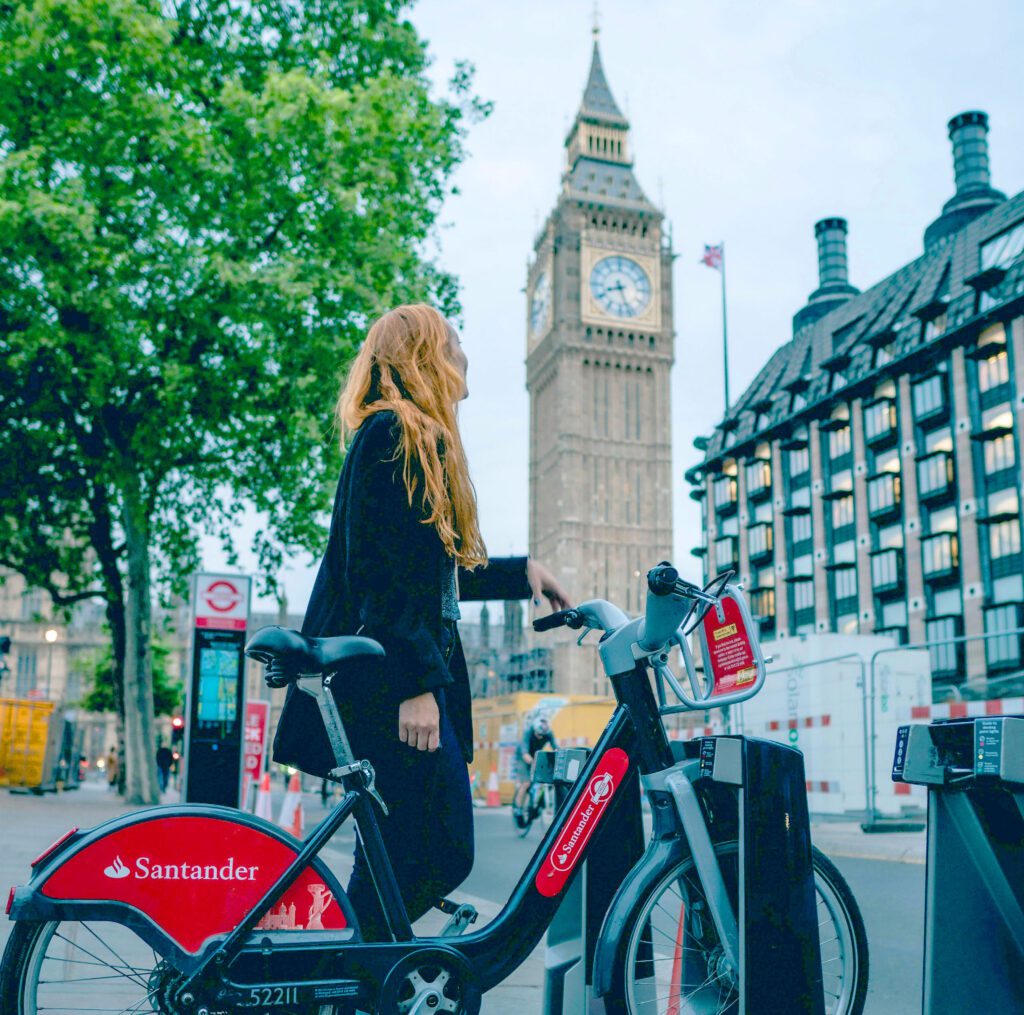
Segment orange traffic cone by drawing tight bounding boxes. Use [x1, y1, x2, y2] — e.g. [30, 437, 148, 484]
[278, 772, 304, 838]
[254, 772, 273, 821]
[486, 767, 501, 808]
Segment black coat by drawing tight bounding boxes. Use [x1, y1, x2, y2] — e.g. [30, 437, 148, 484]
[272, 410, 531, 775]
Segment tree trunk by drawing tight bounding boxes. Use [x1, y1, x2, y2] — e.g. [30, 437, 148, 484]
[122, 492, 160, 806]
[107, 603, 128, 797]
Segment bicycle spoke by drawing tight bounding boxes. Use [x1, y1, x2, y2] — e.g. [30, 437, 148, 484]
[50, 932, 151, 990]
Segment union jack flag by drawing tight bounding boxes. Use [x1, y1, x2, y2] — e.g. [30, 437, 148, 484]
[700, 243, 723, 270]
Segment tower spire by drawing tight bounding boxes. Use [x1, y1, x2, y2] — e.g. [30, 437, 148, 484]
[579, 32, 627, 126]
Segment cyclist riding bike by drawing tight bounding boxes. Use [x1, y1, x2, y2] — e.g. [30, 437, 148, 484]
[513, 713, 556, 814]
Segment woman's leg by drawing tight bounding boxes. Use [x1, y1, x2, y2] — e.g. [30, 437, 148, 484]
[346, 697, 474, 939]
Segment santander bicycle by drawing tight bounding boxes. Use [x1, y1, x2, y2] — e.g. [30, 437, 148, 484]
[2, 563, 867, 1014]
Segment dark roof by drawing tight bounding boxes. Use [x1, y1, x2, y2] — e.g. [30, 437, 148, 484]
[564, 157, 655, 209]
[579, 41, 628, 126]
[702, 191, 1024, 465]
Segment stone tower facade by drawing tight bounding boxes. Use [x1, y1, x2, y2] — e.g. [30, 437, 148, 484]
[526, 36, 675, 695]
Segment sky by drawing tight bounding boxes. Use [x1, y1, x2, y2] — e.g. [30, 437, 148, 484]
[204, 0, 1024, 616]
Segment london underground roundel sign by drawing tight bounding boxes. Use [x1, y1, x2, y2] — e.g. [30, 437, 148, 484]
[194, 573, 251, 631]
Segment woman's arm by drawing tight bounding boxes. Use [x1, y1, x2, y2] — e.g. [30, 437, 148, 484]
[459, 557, 571, 610]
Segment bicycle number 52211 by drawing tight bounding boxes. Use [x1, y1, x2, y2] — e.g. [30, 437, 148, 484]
[242, 986, 299, 1007]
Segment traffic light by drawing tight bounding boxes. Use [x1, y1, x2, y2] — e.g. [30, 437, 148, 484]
[0, 636, 10, 655]
[171, 715, 185, 746]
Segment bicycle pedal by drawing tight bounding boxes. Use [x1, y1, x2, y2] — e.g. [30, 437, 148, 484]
[436, 899, 478, 936]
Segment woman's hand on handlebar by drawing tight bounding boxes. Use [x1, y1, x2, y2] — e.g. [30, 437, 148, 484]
[527, 558, 571, 611]
[398, 692, 440, 752]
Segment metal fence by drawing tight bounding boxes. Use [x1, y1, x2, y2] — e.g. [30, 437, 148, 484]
[722, 626, 1024, 825]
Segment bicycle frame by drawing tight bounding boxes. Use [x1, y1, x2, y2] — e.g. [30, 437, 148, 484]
[8, 576, 767, 1012]
[177, 662, 673, 1006]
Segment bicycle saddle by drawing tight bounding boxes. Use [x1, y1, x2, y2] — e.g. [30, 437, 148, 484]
[244, 626, 385, 684]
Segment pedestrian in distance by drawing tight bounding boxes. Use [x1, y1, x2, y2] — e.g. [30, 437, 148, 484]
[155, 743, 173, 793]
[273, 303, 570, 940]
[105, 747, 118, 789]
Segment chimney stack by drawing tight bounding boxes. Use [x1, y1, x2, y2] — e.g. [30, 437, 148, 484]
[924, 110, 1005, 250]
[949, 111, 993, 196]
[792, 218, 859, 334]
[815, 217, 852, 291]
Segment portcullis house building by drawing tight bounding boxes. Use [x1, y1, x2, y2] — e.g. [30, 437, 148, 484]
[686, 112, 1024, 697]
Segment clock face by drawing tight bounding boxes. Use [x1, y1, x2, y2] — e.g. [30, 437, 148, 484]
[530, 271, 551, 335]
[589, 256, 652, 318]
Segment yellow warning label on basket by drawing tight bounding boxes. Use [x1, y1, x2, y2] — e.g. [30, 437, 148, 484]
[712, 623, 738, 642]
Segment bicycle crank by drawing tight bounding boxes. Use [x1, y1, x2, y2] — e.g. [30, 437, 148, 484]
[377, 947, 481, 1015]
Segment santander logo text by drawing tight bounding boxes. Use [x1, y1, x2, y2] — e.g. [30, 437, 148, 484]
[535, 747, 630, 898]
[103, 855, 261, 881]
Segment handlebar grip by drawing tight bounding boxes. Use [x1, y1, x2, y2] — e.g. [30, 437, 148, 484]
[533, 609, 579, 633]
[647, 562, 679, 597]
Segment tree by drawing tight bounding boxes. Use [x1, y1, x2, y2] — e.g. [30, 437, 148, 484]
[0, 0, 487, 803]
[80, 640, 183, 719]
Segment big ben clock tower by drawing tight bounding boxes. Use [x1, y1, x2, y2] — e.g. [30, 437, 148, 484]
[527, 32, 675, 696]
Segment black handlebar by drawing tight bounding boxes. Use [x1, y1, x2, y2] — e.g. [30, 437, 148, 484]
[646, 562, 679, 597]
[532, 609, 584, 633]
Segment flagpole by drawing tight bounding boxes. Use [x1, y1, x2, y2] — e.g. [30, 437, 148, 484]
[720, 241, 730, 415]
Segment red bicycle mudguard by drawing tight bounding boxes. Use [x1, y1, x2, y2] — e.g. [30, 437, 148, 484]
[8, 805, 355, 961]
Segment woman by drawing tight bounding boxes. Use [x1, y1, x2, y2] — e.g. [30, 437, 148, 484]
[273, 304, 569, 939]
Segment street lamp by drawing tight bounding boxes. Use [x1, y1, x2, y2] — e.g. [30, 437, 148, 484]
[44, 628, 58, 700]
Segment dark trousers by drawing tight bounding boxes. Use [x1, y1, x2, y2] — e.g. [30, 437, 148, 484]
[345, 689, 474, 940]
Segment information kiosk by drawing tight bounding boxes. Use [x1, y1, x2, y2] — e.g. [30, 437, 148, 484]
[182, 573, 251, 808]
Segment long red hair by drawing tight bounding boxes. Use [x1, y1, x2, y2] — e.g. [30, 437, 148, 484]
[337, 304, 487, 569]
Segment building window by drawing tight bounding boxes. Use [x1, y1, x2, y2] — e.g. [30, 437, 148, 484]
[871, 549, 903, 595]
[867, 473, 901, 520]
[15, 650, 37, 697]
[878, 523, 904, 550]
[750, 587, 776, 628]
[792, 554, 814, 579]
[828, 426, 852, 461]
[925, 616, 963, 681]
[989, 520, 1022, 571]
[713, 476, 738, 513]
[912, 374, 946, 424]
[793, 580, 814, 613]
[745, 459, 772, 499]
[923, 313, 947, 343]
[833, 566, 857, 602]
[714, 536, 738, 571]
[837, 613, 859, 635]
[882, 600, 908, 628]
[873, 342, 895, 368]
[788, 445, 810, 479]
[981, 218, 1024, 270]
[790, 512, 812, 550]
[978, 350, 1010, 394]
[747, 523, 773, 562]
[917, 451, 954, 501]
[864, 399, 897, 446]
[983, 603, 1023, 672]
[831, 494, 855, 531]
[922, 532, 959, 581]
[984, 433, 1016, 476]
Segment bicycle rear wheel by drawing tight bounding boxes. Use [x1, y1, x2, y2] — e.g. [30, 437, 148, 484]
[605, 843, 868, 1015]
[0, 920, 343, 1015]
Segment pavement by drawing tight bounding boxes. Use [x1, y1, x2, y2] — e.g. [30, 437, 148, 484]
[0, 777, 926, 1013]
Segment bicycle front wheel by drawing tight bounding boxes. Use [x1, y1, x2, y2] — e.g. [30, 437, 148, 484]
[606, 843, 868, 1015]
